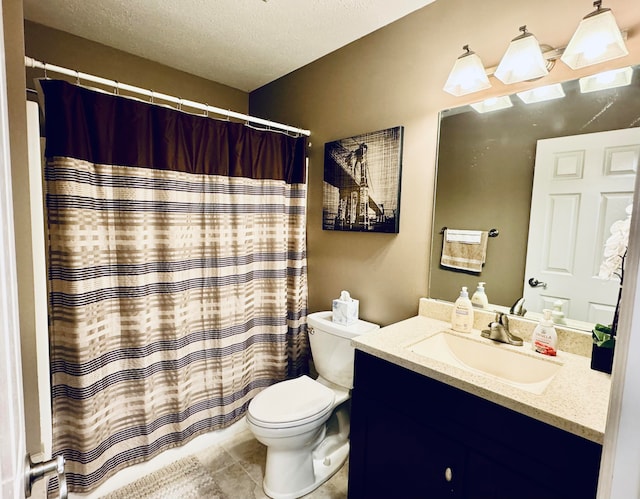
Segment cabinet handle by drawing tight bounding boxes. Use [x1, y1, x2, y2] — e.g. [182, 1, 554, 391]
[444, 467, 453, 482]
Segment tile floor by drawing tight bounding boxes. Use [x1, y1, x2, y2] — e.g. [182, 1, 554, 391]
[193, 427, 349, 499]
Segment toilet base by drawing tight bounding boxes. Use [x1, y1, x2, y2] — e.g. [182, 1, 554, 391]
[263, 440, 349, 499]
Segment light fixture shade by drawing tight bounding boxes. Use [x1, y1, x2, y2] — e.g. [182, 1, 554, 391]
[494, 28, 549, 84]
[470, 96, 513, 113]
[517, 83, 566, 104]
[443, 46, 491, 96]
[579, 66, 633, 93]
[561, 6, 628, 69]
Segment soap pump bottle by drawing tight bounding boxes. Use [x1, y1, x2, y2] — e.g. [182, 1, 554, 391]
[532, 309, 558, 356]
[451, 286, 474, 333]
[551, 300, 566, 325]
[471, 282, 489, 308]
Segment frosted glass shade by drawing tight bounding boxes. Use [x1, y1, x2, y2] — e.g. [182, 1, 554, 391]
[494, 32, 549, 84]
[579, 66, 633, 93]
[443, 50, 491, 96]
[517, 83, 565, 104]
[561, 8, 628, 69]
[470, 96, 513, 113]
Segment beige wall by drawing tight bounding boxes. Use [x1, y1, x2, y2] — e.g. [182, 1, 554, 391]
[250, 0, 640, 326]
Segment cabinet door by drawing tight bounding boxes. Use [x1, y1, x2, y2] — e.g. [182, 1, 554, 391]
[351, 402, 465, 499]
[349, 352, 601, 499]
[464, 449, 557, 499]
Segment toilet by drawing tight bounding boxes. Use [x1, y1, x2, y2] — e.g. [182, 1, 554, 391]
[246, 310, 379, 499]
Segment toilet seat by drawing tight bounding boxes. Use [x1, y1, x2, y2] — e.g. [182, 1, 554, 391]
[248, 375, 335, 429]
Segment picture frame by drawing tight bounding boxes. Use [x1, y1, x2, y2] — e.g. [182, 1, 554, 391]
[323, 126, 404, 233]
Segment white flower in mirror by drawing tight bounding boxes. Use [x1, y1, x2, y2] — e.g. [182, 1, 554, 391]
[598, 203, 632, 280]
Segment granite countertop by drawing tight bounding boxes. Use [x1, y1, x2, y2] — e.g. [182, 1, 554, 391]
[352, 312, 612, 444]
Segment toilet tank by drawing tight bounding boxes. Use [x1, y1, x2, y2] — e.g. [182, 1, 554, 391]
[307, 311, 379, 389]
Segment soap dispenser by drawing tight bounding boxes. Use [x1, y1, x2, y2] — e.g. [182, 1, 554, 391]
[551, 300, 566, 325]
[471, 282, 489, 308]
[451, 286, 474, 333]
[532, 309, 557, 356]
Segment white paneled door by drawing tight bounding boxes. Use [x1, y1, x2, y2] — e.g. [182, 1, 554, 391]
[0, 2, 27, 498]
[524, 128, 640, 324]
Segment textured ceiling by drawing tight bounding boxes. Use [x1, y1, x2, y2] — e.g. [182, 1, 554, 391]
[23, 0, 436, 92]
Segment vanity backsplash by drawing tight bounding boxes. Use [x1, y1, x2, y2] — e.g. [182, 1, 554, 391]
[418, 298, 593, 357]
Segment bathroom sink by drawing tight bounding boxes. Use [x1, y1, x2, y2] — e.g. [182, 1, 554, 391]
[406, 331, 563, 395]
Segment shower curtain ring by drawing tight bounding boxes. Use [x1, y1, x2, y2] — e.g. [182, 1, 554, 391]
[150, 90, 154, 103]
[114, 81, 120, 95]
[178, 98, 182, 111]
[204, 103, 209, 117]
[75, 70, 80, 85]
[43, 63, 48, 80]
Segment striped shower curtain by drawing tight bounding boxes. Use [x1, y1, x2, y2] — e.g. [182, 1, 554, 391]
[41, 79, 309, 493]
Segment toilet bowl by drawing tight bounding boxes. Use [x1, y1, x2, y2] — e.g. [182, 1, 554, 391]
[246, 311, 379, 499]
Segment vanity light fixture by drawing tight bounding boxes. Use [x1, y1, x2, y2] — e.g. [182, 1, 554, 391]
[494, 26, 549, 85]
[443, 45, 492, 96]
[470, 95, 513, 113]
[516, 83, 566, 104]
[561, 1, 628, 69]
[444, 2, 630, 97]
[579, 66, 633, 93]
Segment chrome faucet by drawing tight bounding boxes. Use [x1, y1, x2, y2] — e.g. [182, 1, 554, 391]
[509, 297, 527, 316]
[481, 313, 523, 346]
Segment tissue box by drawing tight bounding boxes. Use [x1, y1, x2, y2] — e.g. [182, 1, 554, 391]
[332, 297, 359, 325]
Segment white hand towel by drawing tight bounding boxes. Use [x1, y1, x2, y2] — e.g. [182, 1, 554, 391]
[445, 229, 482, 244]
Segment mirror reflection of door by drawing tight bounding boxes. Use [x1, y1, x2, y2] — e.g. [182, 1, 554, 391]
[524, 128, 640, 324]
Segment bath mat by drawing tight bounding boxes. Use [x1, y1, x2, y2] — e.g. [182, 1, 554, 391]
[101, 456, 224, 499]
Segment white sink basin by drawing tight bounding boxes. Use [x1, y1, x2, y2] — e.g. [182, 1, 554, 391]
[406, 331, 563, 395]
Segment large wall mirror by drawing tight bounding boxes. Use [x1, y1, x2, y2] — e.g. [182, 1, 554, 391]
[430, 66, 640, 331]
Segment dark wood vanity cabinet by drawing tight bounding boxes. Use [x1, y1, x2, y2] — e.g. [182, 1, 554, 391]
[348, 351, 602, 499]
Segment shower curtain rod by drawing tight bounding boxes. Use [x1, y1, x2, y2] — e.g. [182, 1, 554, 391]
[24, 56, 311, 137]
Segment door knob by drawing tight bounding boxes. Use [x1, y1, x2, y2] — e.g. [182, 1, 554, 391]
[25, 454, 67, 499]
[528, 277, 547, 289]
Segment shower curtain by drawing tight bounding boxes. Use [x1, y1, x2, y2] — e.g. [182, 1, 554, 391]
[41, 79, 309, 493]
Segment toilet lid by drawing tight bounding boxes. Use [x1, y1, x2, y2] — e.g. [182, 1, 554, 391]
[248, 375, 335, 425]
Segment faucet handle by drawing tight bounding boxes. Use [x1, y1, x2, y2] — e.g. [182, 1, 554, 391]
[499, 313, 509, 329]
[493, 312, 508, 327]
